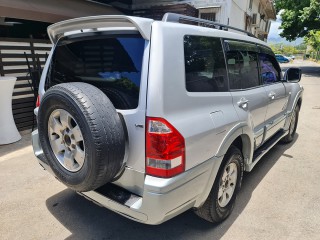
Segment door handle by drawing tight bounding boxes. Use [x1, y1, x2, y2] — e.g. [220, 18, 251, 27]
[268, 92, 276, 100]
[237, 97, 249, 109]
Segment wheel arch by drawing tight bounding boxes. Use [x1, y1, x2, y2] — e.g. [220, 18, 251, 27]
[194, 126, 253, 208]
[232, 134, 252, 166]
[297, 97, 302, 109]
[284, 89, 303, 130]
[215, 123, 254, 160]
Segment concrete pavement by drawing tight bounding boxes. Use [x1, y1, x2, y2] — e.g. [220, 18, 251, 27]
[1, 60, 320, 240]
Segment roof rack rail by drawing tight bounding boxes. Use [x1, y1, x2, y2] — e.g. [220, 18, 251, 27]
[162, 13, 256, 38]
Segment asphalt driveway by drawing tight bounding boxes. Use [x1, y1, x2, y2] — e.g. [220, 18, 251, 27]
[1, 59, 320, 240]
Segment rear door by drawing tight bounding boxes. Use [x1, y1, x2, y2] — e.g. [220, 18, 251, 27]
[225, 40, 268, 148]
[258, 47, 288, 140]
[47, 33, 149, 174]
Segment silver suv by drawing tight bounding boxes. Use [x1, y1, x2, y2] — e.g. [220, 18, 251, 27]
[32, 13, 303, 225]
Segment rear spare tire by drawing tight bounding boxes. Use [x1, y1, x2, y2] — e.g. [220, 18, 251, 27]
[38, 82, 126, 192]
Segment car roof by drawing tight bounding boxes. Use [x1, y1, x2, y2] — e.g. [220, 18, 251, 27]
[48, 15, 270, 50]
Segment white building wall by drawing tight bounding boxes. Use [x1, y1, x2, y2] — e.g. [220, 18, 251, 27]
[197, 0, 228, 24]
[195, 0, 249, 31]
[133, 0, 247, 27]
[227, 0, 248, 30]
[247, 0, 274, 40]
[133, 0, 224, 9]
[133, 0, 274, 41]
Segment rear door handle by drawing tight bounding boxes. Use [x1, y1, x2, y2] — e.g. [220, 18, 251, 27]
[237, 97, 249, 109]
[268, 92, 276, 100]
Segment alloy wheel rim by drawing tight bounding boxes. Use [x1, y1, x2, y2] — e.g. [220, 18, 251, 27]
[218, 162, 238, 208]
[48, 109, 85, 172]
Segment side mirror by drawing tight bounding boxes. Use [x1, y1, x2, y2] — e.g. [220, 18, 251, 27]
[284, 68, 301, 82]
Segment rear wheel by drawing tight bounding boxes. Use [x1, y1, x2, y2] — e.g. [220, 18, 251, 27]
[194, 146, 243, 223]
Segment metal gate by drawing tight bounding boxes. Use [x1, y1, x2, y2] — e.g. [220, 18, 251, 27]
[0, 37, 51, 131]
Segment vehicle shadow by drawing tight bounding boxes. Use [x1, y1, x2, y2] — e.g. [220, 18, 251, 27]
[46, 135, 298, 240]
[281, 65, 320, 79]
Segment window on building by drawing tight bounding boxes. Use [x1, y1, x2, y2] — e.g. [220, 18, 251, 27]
[252, 14, 258, 25]
[184, 35, 228, 92]
[265, 20, 270, 32]
[225, 41, 260, 90]
[249, 0, 253, 9]
[200, 12, 216, 22]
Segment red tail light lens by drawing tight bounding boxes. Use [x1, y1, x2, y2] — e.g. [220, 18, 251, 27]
[36, 95, 40, 107]
[146, 117, 185, 178]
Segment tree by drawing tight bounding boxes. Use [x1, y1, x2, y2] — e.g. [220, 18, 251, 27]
[304, 30, 320, 59]
[295, 43, 307, 51]
[275, 0, 320, 41]
[268, 43, 306, 55]
[304, 30, 320, 50]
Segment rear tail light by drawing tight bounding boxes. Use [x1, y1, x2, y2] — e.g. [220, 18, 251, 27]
[146, 117, 185, 178]
[36, 95, 40, 107]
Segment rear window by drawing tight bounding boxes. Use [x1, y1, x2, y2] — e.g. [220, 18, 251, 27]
[47, 34, 145, 109]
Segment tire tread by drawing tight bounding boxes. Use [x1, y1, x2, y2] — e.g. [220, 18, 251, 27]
[38, 82, 126, 192]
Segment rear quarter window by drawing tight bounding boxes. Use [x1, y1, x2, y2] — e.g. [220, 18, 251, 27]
[224, 40, 260, 90]
[47, 34, 145, 110]
[184, 35, 228, 92]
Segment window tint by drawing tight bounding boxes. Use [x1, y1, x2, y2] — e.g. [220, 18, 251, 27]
[48, 34, 145, 109]
[184, 35, 228, 92]
[258, 45, 274, 56]
[225, 42, 260, 90]
[259, 53, 281, 84]
[225, 40, 258, 52]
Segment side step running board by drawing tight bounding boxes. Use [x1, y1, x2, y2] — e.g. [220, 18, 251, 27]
[246, 130, 287, 172]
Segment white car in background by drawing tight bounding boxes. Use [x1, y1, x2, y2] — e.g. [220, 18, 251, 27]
[285, 55, 295, 61]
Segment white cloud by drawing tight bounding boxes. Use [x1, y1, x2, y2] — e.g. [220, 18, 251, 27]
[269, 19, 282, 36]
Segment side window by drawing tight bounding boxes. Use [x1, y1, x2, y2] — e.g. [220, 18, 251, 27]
[184, 35, 228, 92]
[259, 53, 281, 84]
[225, 41, 260, 90]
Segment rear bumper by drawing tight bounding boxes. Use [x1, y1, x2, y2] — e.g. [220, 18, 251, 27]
[32, 129, 223, 224]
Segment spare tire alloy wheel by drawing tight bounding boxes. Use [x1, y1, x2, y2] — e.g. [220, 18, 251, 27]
[38, 82, 126, 192]
[48, 109, 85, 172]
